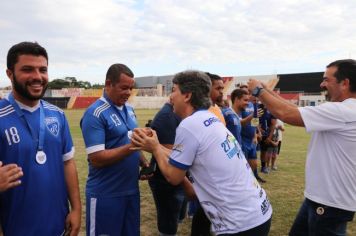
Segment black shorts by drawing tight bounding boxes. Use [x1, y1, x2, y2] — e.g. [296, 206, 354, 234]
[260, 138, 272, 152]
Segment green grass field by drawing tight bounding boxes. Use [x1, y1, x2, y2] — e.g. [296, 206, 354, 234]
[65, 109, 356, 236]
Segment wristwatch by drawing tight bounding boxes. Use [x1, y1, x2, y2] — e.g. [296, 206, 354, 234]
[251, 86, 264, 97]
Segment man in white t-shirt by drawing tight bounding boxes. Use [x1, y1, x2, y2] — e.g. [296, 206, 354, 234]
[132, 70, 272, 235]
[248, 59, 356, 236]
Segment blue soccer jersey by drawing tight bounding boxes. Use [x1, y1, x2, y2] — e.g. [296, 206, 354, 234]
[222, 107, 242, 145]
[80, 96, 140, 197]
[241, 102, 256, 144]
[259, 109, 275, 138]
[0, 96, 74, 236]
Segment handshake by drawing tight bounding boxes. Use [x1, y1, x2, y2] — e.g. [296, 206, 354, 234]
[132, 127, 154, 138]
[130, 128, 157, 152]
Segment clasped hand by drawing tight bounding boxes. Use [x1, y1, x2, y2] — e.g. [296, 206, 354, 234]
[130, 128, 159, 153]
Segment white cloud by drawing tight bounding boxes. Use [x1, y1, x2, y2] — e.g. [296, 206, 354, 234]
[1, 0, 356, 87]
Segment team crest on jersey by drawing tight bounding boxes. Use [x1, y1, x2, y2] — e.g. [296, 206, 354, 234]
[45, 117, 60, 137]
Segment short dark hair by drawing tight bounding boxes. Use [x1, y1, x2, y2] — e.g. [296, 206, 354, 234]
[239, 84, 248, 89]
[230, 89, 248, 104]
[106, 63, 134, 84]
[172, 70, 211, 110]
[206, 72, 222, 82]
[327, 59, 356, 92]
[7, 42, 48, 71]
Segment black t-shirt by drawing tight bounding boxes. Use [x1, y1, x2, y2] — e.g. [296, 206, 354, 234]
[150, 103, 181, 179]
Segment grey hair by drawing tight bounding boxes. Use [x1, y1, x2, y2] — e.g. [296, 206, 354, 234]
[172, 70, 212, 110]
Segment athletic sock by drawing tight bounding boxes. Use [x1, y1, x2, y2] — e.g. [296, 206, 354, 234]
[261, 161, 266, 168]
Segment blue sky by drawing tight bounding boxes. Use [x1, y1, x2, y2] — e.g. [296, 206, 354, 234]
[1, 0, 356, 87]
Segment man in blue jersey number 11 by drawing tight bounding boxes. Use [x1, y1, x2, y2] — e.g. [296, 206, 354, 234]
[0, 42, 81, 236]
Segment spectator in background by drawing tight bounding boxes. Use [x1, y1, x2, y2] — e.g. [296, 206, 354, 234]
[80, 63, 149, 236]
[271, 119, 285, 170]
[222, 89, 247, 146]
[239, 85, 266, 183]
[248, 59, 356, 236]
[259, 105, 277, 174]
[0, 41, 81, 236]
[222, 107, 242, 145]
[148, 99, 187, 236]
[265, 125, 279, 172]
[207, 72, 226, 125]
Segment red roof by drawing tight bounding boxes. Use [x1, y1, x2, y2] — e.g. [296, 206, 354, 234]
[279, 93, 300, 100]
[72, 97, 99, 109]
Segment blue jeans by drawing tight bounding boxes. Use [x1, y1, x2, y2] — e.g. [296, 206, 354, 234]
[289, 198, 355, 236]
[149, 176, 186, 235]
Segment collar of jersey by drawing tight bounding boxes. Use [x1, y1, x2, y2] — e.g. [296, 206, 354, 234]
[7, 96, 40, 113]
[100, 95, 125, 110]
[17, 101, 40, 112]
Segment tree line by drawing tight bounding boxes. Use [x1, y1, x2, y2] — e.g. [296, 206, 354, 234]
[48, 77, 104, 89]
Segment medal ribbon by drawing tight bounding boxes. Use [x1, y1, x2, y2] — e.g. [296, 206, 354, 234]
[8, 93, 46, 152]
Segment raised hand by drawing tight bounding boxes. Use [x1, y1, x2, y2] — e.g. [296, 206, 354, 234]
[0, 161, 23, 192]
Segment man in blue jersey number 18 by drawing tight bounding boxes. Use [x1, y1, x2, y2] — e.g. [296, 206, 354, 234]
[0, 42, 81, 236]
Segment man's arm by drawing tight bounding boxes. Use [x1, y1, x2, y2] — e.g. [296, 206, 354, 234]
[153, 143, 196, 198]
[88, 144, 139, 168]
[181, 177, 196, 200]
[0, 162, 23, 192]
[151, 144, 187, 185]
[278, 124, 285, 131]
[63, 159, 81, 236]
[240, 113, 253, 126]
[81, 111, 141, 168]
[248, 79, 305, 126]
[131, 129, 186, 185]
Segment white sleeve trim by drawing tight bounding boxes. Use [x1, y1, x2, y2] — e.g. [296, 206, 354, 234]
[86, 144, 105, 155]
[63, 147, 75, 161]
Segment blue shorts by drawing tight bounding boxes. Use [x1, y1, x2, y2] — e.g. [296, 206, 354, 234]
[242, 142, 257, 160]
[86, 194, 140, 236]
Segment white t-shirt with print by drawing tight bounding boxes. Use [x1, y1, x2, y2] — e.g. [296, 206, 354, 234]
[299, 98, 356, 211]
[169, 110, 272, 235]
